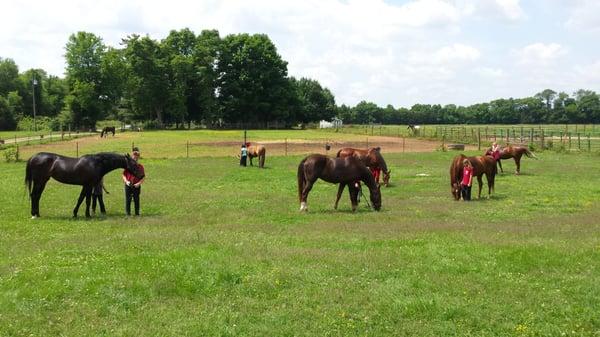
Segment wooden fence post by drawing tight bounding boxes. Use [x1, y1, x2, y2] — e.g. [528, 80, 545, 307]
[478, 128, 481, 150]
[588, 134, 591, 152]
[285, 138, 288, 156]
[578, 133, 581, 150]
[402, 136, 405, 153]
[76, 142, 79, 157]
[541, 129, 545, 149]
[186, 141, 189, 158]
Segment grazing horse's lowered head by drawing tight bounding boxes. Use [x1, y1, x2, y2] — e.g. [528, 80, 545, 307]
[298, 154, 381, 212]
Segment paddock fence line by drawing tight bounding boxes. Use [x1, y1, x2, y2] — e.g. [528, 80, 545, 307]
[332, 124, 600, 153]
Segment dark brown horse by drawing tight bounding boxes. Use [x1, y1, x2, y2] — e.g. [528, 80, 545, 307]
[450, 154, 497, 200]
[248, 145, 266, 168]
[484, 145, 537, 174]
[25, 152, 143, 218]
[336, 147, 390, 186]
[297, 154, 381, 212]
[100, 126, 116, 137]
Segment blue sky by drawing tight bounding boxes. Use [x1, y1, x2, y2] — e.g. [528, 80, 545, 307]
[2, 0, 599, 107]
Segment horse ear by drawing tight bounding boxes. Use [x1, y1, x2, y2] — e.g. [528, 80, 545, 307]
[375, 147, 381, 151]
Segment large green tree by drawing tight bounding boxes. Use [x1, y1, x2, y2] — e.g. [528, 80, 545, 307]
[291, 77, 336, 123]
[64, 32, 106, 129]
[216, 33, 290, 124]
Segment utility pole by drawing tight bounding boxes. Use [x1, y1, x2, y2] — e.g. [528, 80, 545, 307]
[32, 76, 38, 132]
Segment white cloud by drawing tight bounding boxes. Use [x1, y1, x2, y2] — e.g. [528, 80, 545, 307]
[513, 43, 568, 66]
[457, 0, 525, 21]
[565, 0, 600, 32]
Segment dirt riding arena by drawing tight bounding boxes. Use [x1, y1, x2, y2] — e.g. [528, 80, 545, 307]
[192, 136, 478, 157]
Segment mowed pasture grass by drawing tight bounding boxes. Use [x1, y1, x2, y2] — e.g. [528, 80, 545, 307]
[1, 139, 600, 335]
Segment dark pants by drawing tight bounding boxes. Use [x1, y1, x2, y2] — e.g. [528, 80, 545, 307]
[461, 184, 472, 201]
[240, 155, 247, 166]
[92, 194, 106, 214]
[125, 185, 141, 215]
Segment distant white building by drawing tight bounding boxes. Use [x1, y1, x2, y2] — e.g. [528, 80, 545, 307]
[319, 117, 343, 128]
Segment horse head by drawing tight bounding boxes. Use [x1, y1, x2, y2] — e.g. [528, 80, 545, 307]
[382, 169, 391, 187]
[125, 153, 144, 179]
[451, 182, 461, 200]
[370, 184, 382, 211]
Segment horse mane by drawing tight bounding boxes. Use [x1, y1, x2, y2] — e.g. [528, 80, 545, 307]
[369, 147, 388, 173]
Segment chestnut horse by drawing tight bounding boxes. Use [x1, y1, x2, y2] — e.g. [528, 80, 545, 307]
[248, 145, 266, 168]
[336, 147, 390, 186]
[484, 145, 537, 174]
[25, 152, 143, 218]
[297, 154, 381, 212]
[450, 154, 497, 200]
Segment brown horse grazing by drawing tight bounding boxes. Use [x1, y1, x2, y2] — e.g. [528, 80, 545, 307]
[297, 154, 381, 212]
[450, 154, 497, 200]
[100, 126, 116, 137]
[248, 145, 266, 168]
[25, 152, 143, 218]
[484, 145, 537, 174]
[336, 147, 390, 186]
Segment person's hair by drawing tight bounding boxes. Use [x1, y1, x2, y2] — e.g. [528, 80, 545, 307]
[463, 159, 470, 165]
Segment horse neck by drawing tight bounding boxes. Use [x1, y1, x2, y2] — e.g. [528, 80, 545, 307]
[370, 151, 388, 173]
[98, 154, 127, 176]
[361, 168, 378, 192]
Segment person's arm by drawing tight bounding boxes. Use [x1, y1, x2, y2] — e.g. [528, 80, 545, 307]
[468, 170, 473, 186]
[134, 177, 145, 188]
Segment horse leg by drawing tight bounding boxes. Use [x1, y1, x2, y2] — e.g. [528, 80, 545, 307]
[73, 187, 87, 217]
[249, 156, 254, 166]
[514, 157, 521, 175]
[348, 184, 359, 212]
[300, 179, 316, 212]
[31, 180, 48, 218]
[334, 183, 345, 210]
[485, 173, 493, 197]
[477, 176, 483, 199]
[497, 159, 503, 173]
[84, 187, 92, 218]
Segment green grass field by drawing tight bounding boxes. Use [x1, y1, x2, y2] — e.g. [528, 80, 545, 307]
[1, 131, 600, 336]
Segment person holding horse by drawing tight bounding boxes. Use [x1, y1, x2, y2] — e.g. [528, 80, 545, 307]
[122, 147, 145, 216]
[240, 144, 248, 167]
[461, 159, 473, 201]
[91, 178, 109, 215]
[491, 141, 501, 160]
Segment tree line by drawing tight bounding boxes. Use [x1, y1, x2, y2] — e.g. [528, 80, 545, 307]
[1, 28, 599, 131]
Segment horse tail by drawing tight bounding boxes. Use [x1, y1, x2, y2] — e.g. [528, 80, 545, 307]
[25, 157, 33, 198]
[297, 158, 307, 202]
[525, 148, 538, 159]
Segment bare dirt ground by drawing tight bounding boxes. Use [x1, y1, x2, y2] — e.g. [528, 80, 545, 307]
[192, 135, 479, 156]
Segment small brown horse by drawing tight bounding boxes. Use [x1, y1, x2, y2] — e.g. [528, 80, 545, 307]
[336, 147, 390, 186]
[484, 145, 537, 174]
[297, 154, 381, 212]
[450, 154, 497, 200]
[248, 145, 266, 168]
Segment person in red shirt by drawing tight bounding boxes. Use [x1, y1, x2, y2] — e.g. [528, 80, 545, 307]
[461, 158, 473, 201]
[122, 147, 145, 215]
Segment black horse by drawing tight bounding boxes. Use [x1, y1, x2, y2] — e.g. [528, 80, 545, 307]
[25, 152, 143, 218]
[100, 126, 116, 137]
[297, 154, 381, 212]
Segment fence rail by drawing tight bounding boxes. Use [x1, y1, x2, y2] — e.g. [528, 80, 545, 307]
[334, 124, 600, 152]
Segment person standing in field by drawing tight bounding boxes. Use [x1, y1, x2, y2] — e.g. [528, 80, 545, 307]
[91, 178, 109, 215]
[240, 144, 248, 167]
[491, 142, 501, 163]
[122, 147, 145, 216]
[461, 158, 473, 201]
